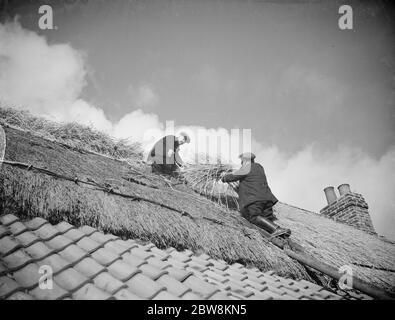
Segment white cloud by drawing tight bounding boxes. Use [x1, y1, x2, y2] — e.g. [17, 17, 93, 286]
[0, 21, 86, 116]
[174, 125, 251, 166]
[254, 143, 395, 240]
[67, 100, 113, 132]
[136, 85, 159, 108]
[0, 20, 161, 140]
[113, 109, 163, 143]
[128, 84, 159, 109]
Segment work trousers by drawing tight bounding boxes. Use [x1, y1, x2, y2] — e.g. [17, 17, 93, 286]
[240, 201, 277, 223]
[151, 163, 179, 177]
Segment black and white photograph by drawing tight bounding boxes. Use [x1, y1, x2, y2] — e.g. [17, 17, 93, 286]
[0, 0, 394, 309]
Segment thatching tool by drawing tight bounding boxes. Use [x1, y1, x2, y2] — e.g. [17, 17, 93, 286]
[0, 124, 6, 169]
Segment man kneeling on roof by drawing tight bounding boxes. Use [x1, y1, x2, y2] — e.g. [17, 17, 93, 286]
[221, 152, 291, 238]
[147, 132, 191, 177]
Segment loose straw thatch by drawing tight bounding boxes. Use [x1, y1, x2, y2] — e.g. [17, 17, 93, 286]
[0, 106, 143, 162]
[181, 162, 240, 211]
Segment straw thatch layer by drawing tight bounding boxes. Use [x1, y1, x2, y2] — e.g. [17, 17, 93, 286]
[1, 127, 310, 281]
[0, 106, 143, 164]
[275, 203, 395, 292]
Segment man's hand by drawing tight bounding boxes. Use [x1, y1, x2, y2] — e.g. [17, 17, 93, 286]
[167, 149, 175, 157]
[175, 161, 185, 170]
[219, 171, 228, 182]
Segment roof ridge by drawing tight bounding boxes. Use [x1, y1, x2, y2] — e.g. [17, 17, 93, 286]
[0, 123, 142, 166]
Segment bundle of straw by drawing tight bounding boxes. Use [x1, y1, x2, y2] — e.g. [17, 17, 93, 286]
[181, 163, 240, 211]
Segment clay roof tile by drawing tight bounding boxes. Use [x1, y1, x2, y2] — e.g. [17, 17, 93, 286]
[24, 217, 47, 231]
[72, 283, 113, 300]
[74, 257, 106, 279]
[0, 214, 19, 226]
[54, 268, 91, 292]
[29, 282, 70, 300]
[0, 236, 22, 256]
[0, 276, 21, 299]
[93, 272, 126, 294]
[107, 259, 141, 282]
[126, 273, 166, 299]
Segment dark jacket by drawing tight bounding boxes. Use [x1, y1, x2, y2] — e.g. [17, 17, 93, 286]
[222, 162, 278, 210]
[147, 135, 183, 166]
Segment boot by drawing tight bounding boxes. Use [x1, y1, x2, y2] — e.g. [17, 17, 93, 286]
[252, 216, 291, 238]
[267, 214, 278, 222]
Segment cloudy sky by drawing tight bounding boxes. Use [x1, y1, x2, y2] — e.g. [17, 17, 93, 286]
[1, 0, 394, 239]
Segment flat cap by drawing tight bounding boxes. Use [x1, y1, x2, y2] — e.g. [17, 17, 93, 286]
[178, 131, 191, 143]
[239, 152, 256, 160]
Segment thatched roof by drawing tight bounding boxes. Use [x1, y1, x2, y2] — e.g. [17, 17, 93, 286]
[275, 203, 395, 293]
[1, 126, 310, 279]
[1, 123, 395, 294]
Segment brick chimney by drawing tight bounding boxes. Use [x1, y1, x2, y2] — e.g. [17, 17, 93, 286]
[320, 184, 376, 235]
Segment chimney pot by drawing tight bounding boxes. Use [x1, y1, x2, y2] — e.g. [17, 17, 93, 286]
[338, 183, 351, 196]
[324, 186, 337, 205]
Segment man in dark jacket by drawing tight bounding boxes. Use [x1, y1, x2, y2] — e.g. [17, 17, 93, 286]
[221, 152, 291, 238]
[147, 132, 190, 176]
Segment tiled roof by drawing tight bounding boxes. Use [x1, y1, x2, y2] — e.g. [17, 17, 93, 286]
[0, 214, 372, 300]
